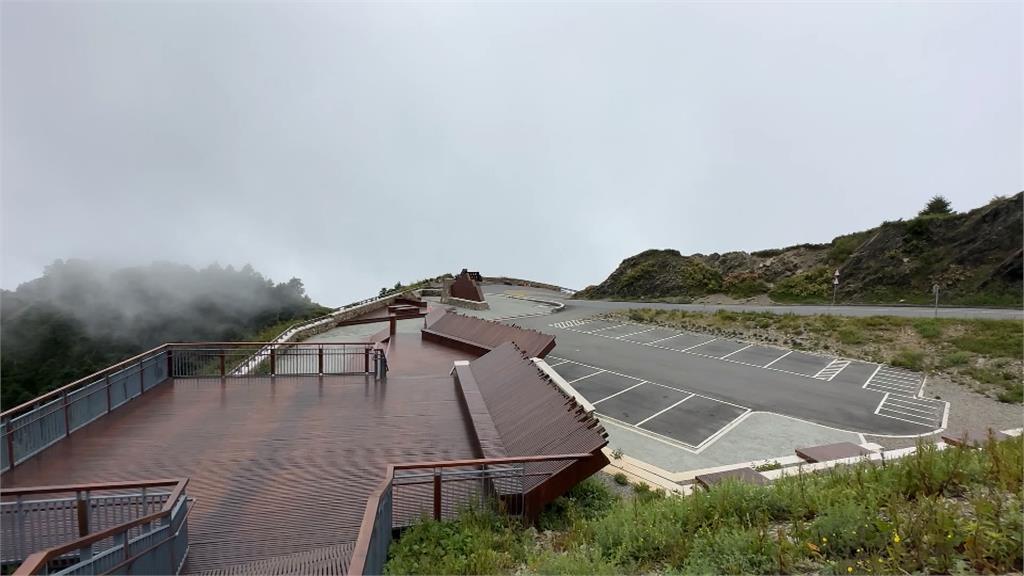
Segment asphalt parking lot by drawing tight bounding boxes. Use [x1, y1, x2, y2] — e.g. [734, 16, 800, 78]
[525, 316, 949, 452]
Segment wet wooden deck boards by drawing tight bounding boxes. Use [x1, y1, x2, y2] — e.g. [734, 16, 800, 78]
[2, 374, 478, 573]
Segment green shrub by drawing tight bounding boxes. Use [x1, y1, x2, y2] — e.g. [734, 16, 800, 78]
[386, 439, 1024, 574]
[939, 351, 971, 368]
[613, 472, 628, 485]
[997, 382, 1024, 404]
[525, 546, 620, 575]
[539, 477, 617, 531]
[837, 327, 865, 345]
[891, 348, 926, 371]
[679, 527, 782, 574]
[385, 508, 528, 575]
[912, 319, 942, 340]
[769, 268, 832, 303]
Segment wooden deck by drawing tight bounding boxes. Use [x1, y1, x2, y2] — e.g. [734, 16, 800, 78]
[2, 374, 478, 573]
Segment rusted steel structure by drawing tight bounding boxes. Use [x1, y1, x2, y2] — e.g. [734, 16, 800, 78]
[421, 310, 557, 358]
[455, 342, 609, 505]
[1, 296, 601, 576]
[448, 269, 485, 302]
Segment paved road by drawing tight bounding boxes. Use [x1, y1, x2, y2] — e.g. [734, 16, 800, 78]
[514, 316, 935, 437]
[484, 284, 1023, 320]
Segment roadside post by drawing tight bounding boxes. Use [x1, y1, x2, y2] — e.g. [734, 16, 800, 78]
[932, 283, 940, 318]
[832, 269, 840, 306]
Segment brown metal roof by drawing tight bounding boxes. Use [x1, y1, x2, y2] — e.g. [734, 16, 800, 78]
[461, 342, 608, 494]
[423, 311, 556, 358]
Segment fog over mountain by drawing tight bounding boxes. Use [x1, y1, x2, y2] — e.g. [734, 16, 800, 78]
[1, 260, 325, 407]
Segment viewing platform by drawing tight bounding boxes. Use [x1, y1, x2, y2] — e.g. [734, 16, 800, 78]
[1, 290, 607, 575]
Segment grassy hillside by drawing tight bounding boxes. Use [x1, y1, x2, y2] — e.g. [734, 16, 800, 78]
[618, 308, 1023, 403]
[1, 260, 329, 408]
[576, 194, 1022, 306]
[387, 437, 1022, 575]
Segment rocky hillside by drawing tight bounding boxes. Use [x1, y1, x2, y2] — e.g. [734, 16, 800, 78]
[576, 193, 1023, 306]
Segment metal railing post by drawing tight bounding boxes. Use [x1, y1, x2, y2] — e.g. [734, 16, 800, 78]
[167, 349, 174, 377]
[365, 347, 371, 374]
[3, 416, 14, 468]
[433, 468, 442, 521]
[318, 345, 324, 375]
[219, 350, 226, 378]
[139, 359, 145, 393]
[62, 392, 71, 437]
[105, 374, 112, 413]
[76, 490, 90, 537]
[270, 348, 276, 375]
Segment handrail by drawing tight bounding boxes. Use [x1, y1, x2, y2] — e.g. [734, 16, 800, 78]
[348, 453, 596, 575]
[392, 453, 594, 470]
[1, 344, 170, 419]
[0, 478, 184, 497]
[99, 498, 195, 576]
[9, 478, 189, 576]
[1, 342, 377, 421]
[165, 341, 377, 347]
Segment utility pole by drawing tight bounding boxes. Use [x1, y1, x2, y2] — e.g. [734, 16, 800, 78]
[832, 269, 840, 307]
[932, 283, 940, 318]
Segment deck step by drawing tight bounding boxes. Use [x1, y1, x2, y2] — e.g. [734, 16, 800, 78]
[189, 541, 355, 576]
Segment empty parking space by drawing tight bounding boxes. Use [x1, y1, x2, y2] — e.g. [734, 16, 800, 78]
[639, 396, 749, 447]
[542, 317, 948, 438]
[875, 394, 944, 428]
[726, 345, 789, 367]
[621, 327, 679, 343]
[689, 339, 751, 358]
[601, 324, 653, 338]
[864, 366, 922, 396]
[554, 362, 604, 382]
[577, 320, 628, 333]
[765, 351, 833, 377]
[594, 383, 691, 426]
[832, 361, 878, 387]
[574, 372, 642, 403]
[653, 332, 715, 351]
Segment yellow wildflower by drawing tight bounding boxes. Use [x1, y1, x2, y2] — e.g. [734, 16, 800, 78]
[893, 533, 901, 543]
[847, 567, 853, 573]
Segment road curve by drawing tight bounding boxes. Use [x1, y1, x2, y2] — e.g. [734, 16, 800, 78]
[484, 284, 1023, 320]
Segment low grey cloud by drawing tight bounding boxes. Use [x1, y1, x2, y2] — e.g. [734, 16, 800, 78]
[3, 2, 1020, 306]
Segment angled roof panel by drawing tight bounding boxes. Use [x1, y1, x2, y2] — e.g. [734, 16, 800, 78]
[423, 311, 556, 358]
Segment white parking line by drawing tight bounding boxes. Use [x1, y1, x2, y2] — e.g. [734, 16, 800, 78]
[763, 350, 793, 368]
[862, 365, 883, 389]
[882, 401, 934, 415]
[616, 327, 658, 339]
[813, 359, 851, 381]
[592, 381, 647, 405]
[589, 323, 631, 333]
[720, 344, 753, 359]
[546, 359, 570, 367]
[568, 370, 606, 384]
[677, 338, 718, 352]
[646, 333, 686, 345]
[635, 394, 696, 426]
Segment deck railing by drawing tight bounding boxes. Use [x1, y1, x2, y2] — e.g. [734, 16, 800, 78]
[348, 453, 594, 576]
[1, 343, 383, 474]
[1, 479, 191, 575]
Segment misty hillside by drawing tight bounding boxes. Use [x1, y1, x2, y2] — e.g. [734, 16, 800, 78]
[576, 193, 1023, 306]
[1, 260, 329, 408]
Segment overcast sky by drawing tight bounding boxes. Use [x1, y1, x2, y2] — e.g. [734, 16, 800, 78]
[2, 2, 1020, 306]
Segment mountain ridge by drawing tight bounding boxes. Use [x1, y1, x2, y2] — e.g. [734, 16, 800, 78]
[575, 193, 1023, 307]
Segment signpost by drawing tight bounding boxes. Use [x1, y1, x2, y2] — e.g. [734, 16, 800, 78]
[932, 283, 940, 318]
[832, 269, 840, 306]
